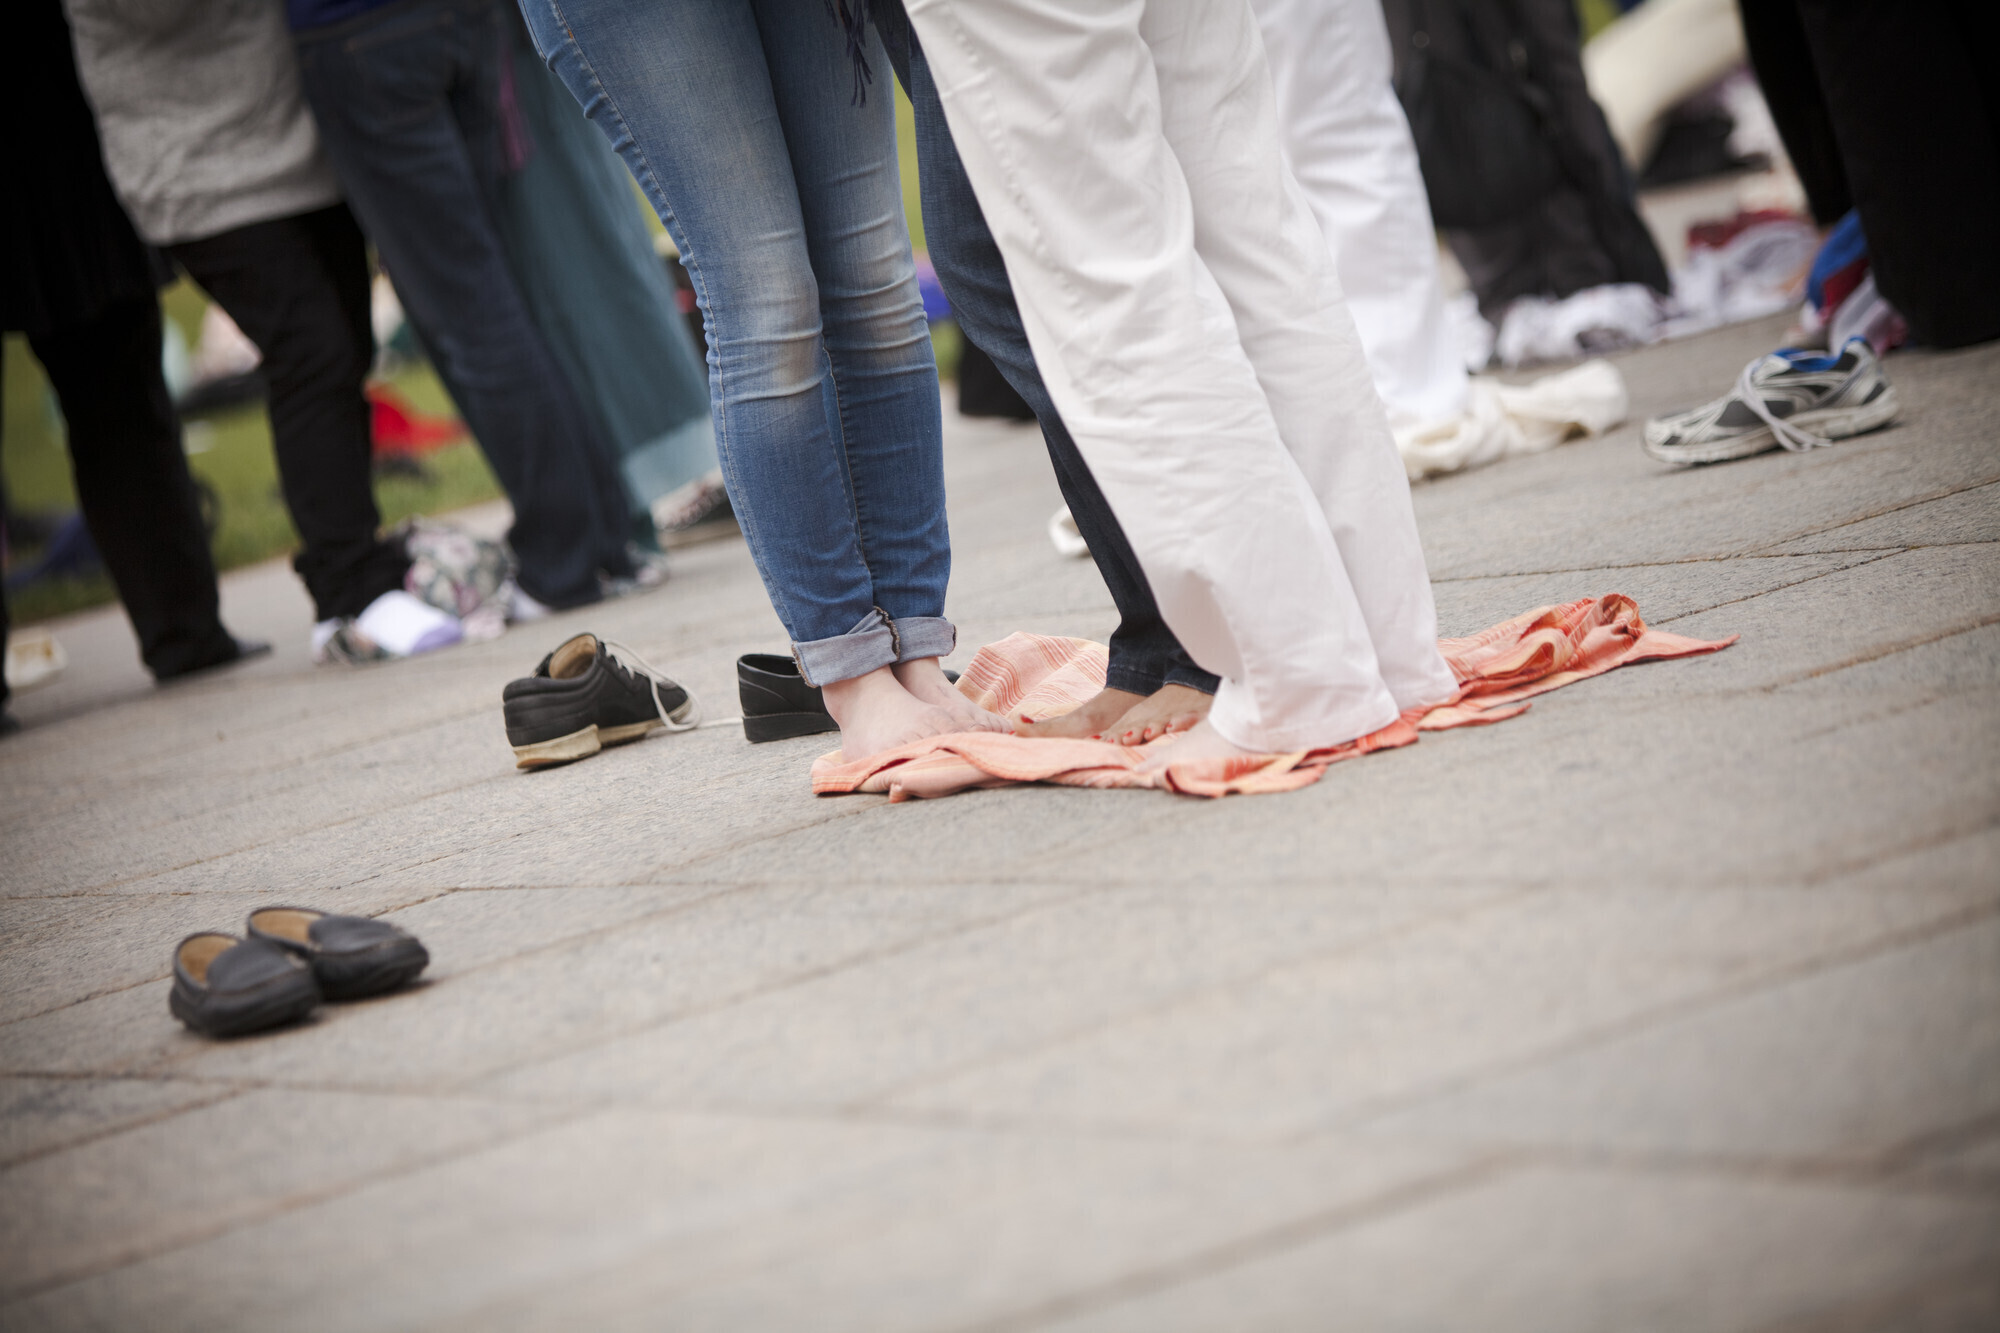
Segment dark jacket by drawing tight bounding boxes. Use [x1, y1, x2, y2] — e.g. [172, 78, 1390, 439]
[1, 0, 160, 338]
[1383, 0, 1669, 317]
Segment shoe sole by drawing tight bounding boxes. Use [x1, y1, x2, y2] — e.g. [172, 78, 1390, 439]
[511, 695, 695, 768]
[743, 711, 841, 744]
[1645, 385, 1901, 465]
[513, 725, 601, 769]
[170, 977, 320, 1038]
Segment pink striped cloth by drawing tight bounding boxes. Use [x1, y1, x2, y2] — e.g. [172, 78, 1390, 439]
[810, 594, 1736, 800]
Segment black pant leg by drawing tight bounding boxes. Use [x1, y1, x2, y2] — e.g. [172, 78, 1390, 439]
[1737, 0, 1851, 226]
[1792, 0, 2000, 348]
[29, 298, 235, 679]
[879, 0, 1217, 696]
[173, 206, 409, 622]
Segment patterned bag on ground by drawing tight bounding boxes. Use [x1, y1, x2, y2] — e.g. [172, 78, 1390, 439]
[397, 519, 514, 641]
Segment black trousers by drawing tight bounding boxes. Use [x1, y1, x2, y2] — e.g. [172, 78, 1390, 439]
[1740, 0, 2000, 349]
[172, 205, 409, 622]
[16, 297, 236, 684]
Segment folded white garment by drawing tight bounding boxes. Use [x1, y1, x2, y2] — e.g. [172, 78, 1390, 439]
[1397, 359, 1630, 480]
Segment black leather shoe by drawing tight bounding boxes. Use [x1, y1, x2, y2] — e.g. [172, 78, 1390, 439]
[170, 932, 320, 1037]
[247, 907, 429, 1000]
[502, 633, 695, 769]
[154, 636, 273, 683]
[737, 653, 838, 743]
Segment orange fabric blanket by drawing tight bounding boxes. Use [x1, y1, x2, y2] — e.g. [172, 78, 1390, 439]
[810, 594, 1735, 800]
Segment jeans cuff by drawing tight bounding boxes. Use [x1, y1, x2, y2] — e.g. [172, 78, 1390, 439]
[1103, 662, 1166, 697]
[1163, 663, 1221, 696]
[793, 608, 900, 688]
[892, 615, 956, 663]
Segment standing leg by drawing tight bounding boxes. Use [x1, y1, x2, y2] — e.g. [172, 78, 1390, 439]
[1790, 0, 2000, 348]
[753, 2, 953, 654]
[908, 0, 1416, 753]
[294, 0, 618, 608]
[1736, 0, 1850, 227]
[1250, 0, 1467, 428]
[874, 1, 1221, 733]
[171, 206, 410, 623]
[29, 298, 241, 680]
[1144, 0, 1458, 716]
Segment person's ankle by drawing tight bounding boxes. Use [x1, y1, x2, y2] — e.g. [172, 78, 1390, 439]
[820, 664, 904, 729]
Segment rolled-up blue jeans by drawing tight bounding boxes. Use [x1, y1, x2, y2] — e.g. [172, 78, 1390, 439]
[520, 0, 954, 685]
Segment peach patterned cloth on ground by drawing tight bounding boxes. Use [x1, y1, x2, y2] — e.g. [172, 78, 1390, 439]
[810, 594, 1736, 800]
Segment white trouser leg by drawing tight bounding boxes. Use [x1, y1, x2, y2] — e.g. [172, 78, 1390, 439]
[908, 0, 1455, 751]
[1250, 0, 1468, 427]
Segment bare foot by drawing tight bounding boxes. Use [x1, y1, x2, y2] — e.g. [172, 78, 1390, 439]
[893, 657, 1010, 734]
[1012, 686, 1145, 739]
[1135, 718, 1264, 776]
[822, 666, 975, 763]
[1103, 683, 1213, 746]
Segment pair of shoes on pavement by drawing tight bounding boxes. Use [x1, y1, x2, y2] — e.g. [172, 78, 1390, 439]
[503, 633, 697, 768]
[1644, 337, 1900, 465]
[172, 907, 428, 1038]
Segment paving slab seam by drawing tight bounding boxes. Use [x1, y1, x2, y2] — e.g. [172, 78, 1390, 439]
[0, 1084, 246, 1171]
[0, 889, 460, 1031]
[0, 703, 513, 826]
[786, 896, 2000, 1150]
[49, 769, 525, 896]
[319, 785, 905, 897]
[1752, 537, 1998, 558]
[1648, 548, 1907, 626]
[1793, 822, 2000, 887]
[1315, 899, 2000, 1145]
[1753, 613, 2000, 692]
[1739, 476, 2000, 556]
[1787, 688, 1992, 745]
[1746, 1258, 2000, 1333]
[1493, 1142, 2000, 1199]
[1875, 1107, 2000, 1172]
[847, 882, 1565, 1114]
[401, 877, 1143, 1096]
[0, 1100, 591, 1308]
[938, 1152, 1523, 1333]
[1430, 548, 1910, 584]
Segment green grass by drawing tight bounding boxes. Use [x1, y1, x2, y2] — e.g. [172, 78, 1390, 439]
[4, 282, 503, 625]
[7, 99, 943, 626]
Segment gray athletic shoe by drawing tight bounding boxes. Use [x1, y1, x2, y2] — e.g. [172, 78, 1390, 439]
[1643, 338, 1900, 465]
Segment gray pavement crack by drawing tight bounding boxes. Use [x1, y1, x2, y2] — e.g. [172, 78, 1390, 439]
[1740, 477, 2000, 556]
[944, 1153, 1521, 1333]
[0, 1100, 588, 1308]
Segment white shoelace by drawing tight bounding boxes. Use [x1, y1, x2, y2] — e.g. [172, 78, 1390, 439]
[599, 638, 700, 731]
[1736, 354, 1833, 452]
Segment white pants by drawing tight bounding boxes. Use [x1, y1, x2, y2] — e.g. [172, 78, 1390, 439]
[1250, 0, 1468, 427]
[907, 0, 1457, 752]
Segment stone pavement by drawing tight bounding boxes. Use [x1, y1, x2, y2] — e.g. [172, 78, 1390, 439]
[3, 314, 1996, 1331]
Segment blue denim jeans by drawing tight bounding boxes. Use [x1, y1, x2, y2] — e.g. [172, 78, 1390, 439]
[294, 0, 636, 609]
[521, 0, 954, 686]
[870, 1, 1218, 699]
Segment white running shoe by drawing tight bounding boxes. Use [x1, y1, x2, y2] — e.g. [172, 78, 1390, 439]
[313, 591, 462, 664]
[1643, 338, 1900, 466]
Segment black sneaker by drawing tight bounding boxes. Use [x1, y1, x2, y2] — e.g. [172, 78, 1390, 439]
[169, 932, 321, 1038]
[736, 653, 841, 743]
[503, 633, 696, 769]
